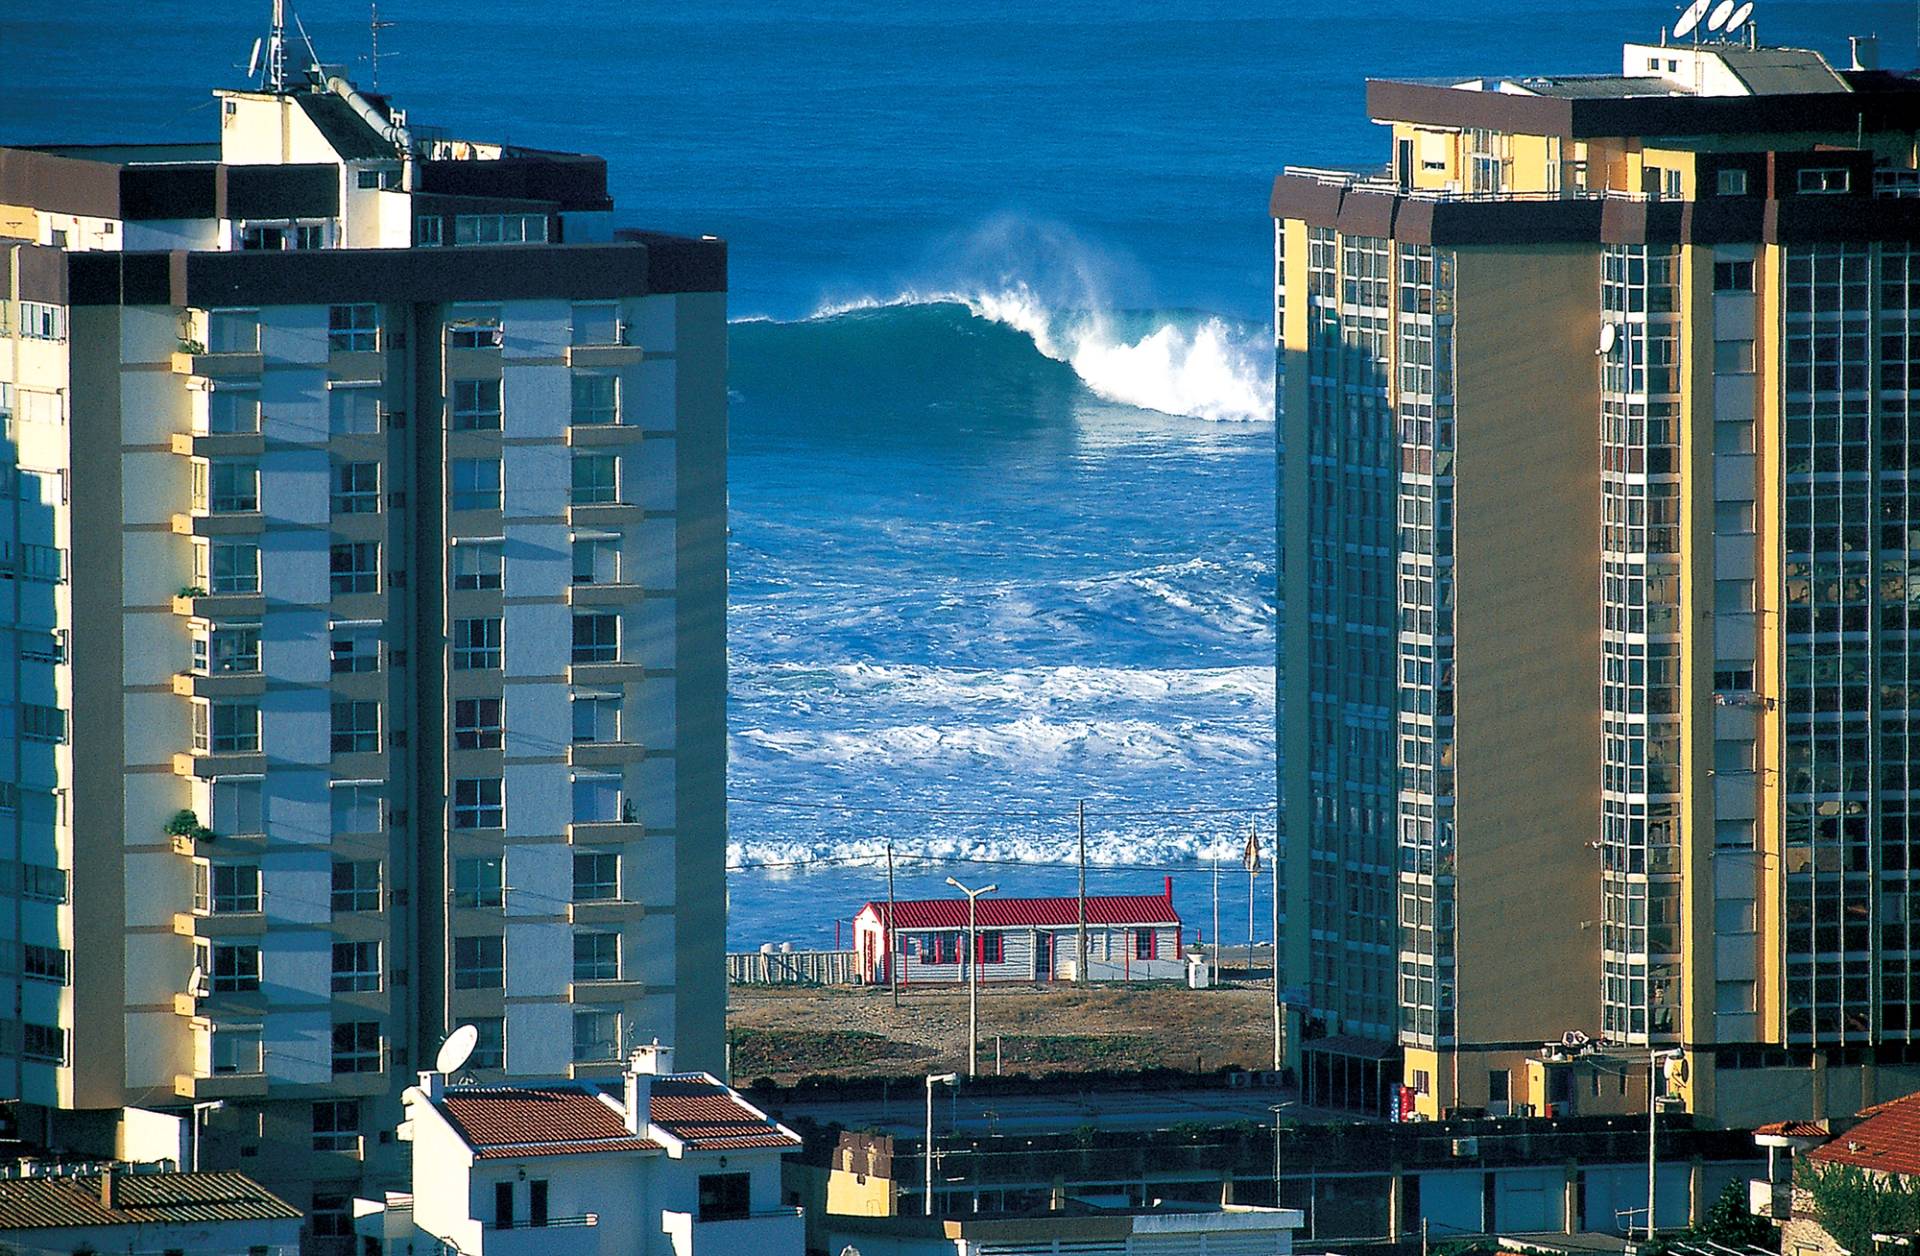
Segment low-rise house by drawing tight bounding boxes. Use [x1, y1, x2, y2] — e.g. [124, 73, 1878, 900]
[0, 1166, 301, 1256]
[853, 887, 1184, 984]
[1747, 1091, 1920, 1256]
[384, 1043, 805, 1256]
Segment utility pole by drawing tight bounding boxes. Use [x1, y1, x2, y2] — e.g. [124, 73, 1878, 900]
[924, 1072, 958, 1216]
[887, 840, 899, 1008]
[1647, 1049, 1659, 1242]
[1271, 823, 1282, 1071]
[1076, 800, 1088, 985]
[947, 877, 996, 1076]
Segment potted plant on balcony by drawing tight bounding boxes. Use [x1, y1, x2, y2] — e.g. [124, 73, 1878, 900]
[165, 808, 215, 843]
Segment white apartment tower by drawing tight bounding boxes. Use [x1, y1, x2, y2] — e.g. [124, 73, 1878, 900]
[0, 32, 727, 1242]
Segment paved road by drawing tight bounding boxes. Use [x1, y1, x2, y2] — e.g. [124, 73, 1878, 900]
[763, 1084, 1371, 1137]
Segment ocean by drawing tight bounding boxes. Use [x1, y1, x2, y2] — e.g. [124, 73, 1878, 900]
[1, 0, 1908, 948]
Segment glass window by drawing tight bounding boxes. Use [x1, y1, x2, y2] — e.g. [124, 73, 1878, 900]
[572, 1008, 619, 1061]
[207, 310, 259, 354]
[22, 944, 69, 984]
[196, 461, 259, 514]
[18, 302, 66, 342]
[573, 853, 619, 902]
[331, 940, 381, 992]
[1797, 167, 1851, 194]
[572, 536, 621, 585]
[570, 303, 620, 346]
[454, 697, 503, 749]
[1714, 500, 1756, 534]
[572, 775, 622, 824]
[212, 1026, 263, 1075]
[573, 931, 620, 981]
[571, 374, 619, 425]
[451, 459, 502, 511]
[21, 1023, 66, 1064]
[211, 942, 261, 992]
[696, 1174, 751, 1223]
[332, 1021, 382, 1074]
[453, 935, 504, 988]
[198, 622, 261, 674]
[572, 693, 621, 743]
[205, 540, 261, 594]
[1714, 259, 1755, 291]
[417, 216, 443, 247]
[1715, 169, 1749, 197]
[331, 860, 382, 912]
[571, 453, 618, 505]
[447, 307, 503, 349]
[195, 700, 260, 754]
[331, 783, 382, 834]
[206, 385, 261, 434]
[330, 541, 380, 595]
[207, 863, 261, 913]
[331, 700, 380, 754]
[571, 613, 619, 663]
[213, 777, 264, 836]
[454, 856, 505, 909]
[471, 1016, 505, 1068]
[1714, 339, 1756, 374]
[332, 461, 379, 514]
[328, 305, 379, 352]
[328, 384, 381, 435]
[452, 379, 502, 431]
[330, 623, 381, 673]
[20, 705, 65, 744]
[453, 617, 503, 669]
[454, 777, 504, 829]
[311, 1100, 360, 1153]
[453, 541, 503, 590]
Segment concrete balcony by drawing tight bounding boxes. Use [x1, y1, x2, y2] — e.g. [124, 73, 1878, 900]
[174, 1070, 269, 1100]
[479, 1215, 599, 1256]
[566, 821, 646, 846]
[171, 431, 265, 457]
[566, 424, 647, 447]
[567, 978, 645, 1001]
[173, 911, 267, 938]
[567, 740, 646, 769]
[661, 1208, 804, 1256]
[567, 899, 643, 925]
[567, 660, 648, 687]
[565, 582, 644, 607]
[565, 502, 648, 528]
[172, 350, 264, 378]
[173, 750, 267, 779]
[171, 511, 264, 537]
[565, 344, 645, 368]
[172, 592, 266, 618]
[172, 671, 267, 698]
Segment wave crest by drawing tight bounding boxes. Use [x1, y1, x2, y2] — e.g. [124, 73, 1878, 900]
[809, 286, 1272, 423]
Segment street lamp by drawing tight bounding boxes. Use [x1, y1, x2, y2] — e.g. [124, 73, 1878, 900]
[924, 1072, 960, 1217]
[945, 877, 997, 1076]
[1646, 1048, 1685, 1242]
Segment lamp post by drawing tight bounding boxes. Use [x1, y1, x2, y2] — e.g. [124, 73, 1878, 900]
[924, 1072, 959, 1217]
[1646, 1048, 1684, 1242]
[945, 877, 996, 1076]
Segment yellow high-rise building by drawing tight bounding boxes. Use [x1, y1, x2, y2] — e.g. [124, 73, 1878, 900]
[1274, 33, 1920, 1126]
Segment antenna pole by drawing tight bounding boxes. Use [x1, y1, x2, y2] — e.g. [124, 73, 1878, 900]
[369, 0, 396, 91]
[1076, 801, 1088, 986]
[888, 840, 899, 1008]
[269, 0, 286, 93]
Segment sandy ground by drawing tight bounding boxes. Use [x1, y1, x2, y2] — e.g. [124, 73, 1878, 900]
[726, 980, 1282, 1082]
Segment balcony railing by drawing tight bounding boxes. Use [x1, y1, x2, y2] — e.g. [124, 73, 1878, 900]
[487, 1214, 598, 1231]
[1281, 165, 1656, 204]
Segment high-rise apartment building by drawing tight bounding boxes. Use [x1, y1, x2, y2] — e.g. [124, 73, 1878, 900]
[0, 39, 726, 1235]
[1275, 32, 1920, 1126]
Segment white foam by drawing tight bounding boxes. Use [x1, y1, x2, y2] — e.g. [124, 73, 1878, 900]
[753, 661, 1274, 709]
[807, 287, 1274, 424]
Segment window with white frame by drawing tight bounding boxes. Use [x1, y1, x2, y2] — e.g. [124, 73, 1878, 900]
[330, 541, 379, 595]
[453, 856, 504, 908]
[571, 374, 618, 425]
[454, 214, 547, 245]
[333, 1021, 382, 1074]
[194, 700, 260, 754]
[20, 705, 67, 743]
[194, 460, 259, 514]
[572, 692, 621, 743]
[571, 612, 619, 663]
[572, 535, 621, 585]
[19, 302, 65, 342]
[573, 852, 619, 902]
[21, 864, 68, 904]
[573, 931, 620, 981]
[330, 622, 381, 673]
[194, 621, 261, 674]
[452, 379, 502, 430]
[453, 617, 502, 669]
[22, 1023, 67, 1064]
[453, 935, 504, 988]
[206, 384, 261, 434]
[453, 777, 504, 829]
[331, 859, 381, 913]
[198, 539, 259, 593]
[454, 697, 503, 750]
[329, 304, 379, 352]
[450, 458, 502, 511]
[453, 540, 504, 590]
[572, 774, 622, 824]
[212, 1024, 263, 1075]
[211, 941, 262, 992]
[1797, 167, 1850, 194]
[195, 862, 261, 914]
[19, 543, 66, 583]
[22, 944, 68, 985]
[471, 1017, 505, 1068]
[332, 461, 379, 514]
[570, 303, 621, 346]
[330, 782, 382, 834]
[328, 383, 381, 435]
[331, 940, 381, 992]
[571, 452, 618, 505]
[311, 1100, 361, 1153]
[212, 776, 264, 837]
[572, 1008, 620, 1061]
[330, 699, 380, 754]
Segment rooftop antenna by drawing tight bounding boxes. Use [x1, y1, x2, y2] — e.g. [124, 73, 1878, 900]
[368, 1, 395, 91]
[267, 0, 287, 93]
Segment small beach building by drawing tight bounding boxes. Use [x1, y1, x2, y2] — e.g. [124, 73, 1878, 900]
[852, 886, 1184, 984]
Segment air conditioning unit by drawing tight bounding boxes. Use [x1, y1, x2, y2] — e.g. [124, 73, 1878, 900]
[1451, 1137, 1479, 1158]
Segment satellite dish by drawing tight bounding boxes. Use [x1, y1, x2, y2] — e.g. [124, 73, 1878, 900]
[1673, 0, 1712, 38]
[1723, 1, 1753, 33]
[1706, 0, 1736, 32]
[436, 1024, 480, 1074]
[246, 38, 264, 81]
[1598, 323, 1619, 355]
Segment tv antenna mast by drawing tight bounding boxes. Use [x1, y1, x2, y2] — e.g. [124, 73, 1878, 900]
[266, 0, 287, 93]
[368, 1, 396, 90]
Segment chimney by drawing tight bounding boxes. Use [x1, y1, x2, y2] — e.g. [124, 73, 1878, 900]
[418, 1069, 445, 1101]
[1851, 35, 1880, 71]
[1163, 875, 1173, 901]
[99, 1167, 120, 1210]
[622, 1042, 674, 1134]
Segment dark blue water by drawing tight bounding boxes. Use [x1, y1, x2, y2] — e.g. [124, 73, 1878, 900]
[3, 0, 1908, 947]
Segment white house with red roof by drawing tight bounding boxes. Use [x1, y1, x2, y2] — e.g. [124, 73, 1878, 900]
[853, 884, 1185, 985]
[1746, 1090, 1920, 1255]
[381, 1043, 804, 1256]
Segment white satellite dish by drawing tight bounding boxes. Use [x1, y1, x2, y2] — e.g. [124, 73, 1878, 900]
[1706, 0, 1736, 32]
[436, 1024, 480, 1075]
[1598, 323, 1619, 355]
[1673, 0, 1712, 39]
[246, 38, 264, 81]
[1723, 1, 1753, 34]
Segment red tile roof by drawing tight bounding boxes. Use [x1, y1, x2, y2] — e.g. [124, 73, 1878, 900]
[1754, 1120, 1828, 1138]
[1807, 1091, 1920, 1177]
[861, 894, 1181, 931]
[438, 1086, 658, 1159]
[647, 1078, 802, 1151]
[0, 1172, 300, 1231]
